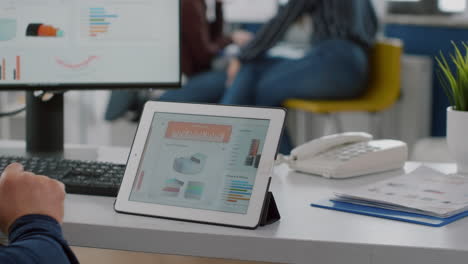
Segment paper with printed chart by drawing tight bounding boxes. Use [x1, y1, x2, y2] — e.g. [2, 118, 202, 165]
[334, 166, 468, 218]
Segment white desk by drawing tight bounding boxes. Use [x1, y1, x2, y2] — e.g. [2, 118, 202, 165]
[1, 141, 468, 264]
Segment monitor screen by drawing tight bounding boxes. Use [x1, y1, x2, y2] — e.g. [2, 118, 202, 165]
[129, 112, 270, 215]
[0, 0, 180, 89]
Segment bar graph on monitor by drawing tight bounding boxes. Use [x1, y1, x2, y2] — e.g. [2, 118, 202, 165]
[80, 4, 163, 42]
[87, 7, 117, 38]
[0, 56, 21, 81]
[1, 58, 5, 80]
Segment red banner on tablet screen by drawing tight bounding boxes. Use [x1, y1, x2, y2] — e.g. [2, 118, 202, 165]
[165, 121, 232, 143]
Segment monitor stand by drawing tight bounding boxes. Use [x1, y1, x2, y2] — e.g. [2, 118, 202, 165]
[0, 92, 98, 161]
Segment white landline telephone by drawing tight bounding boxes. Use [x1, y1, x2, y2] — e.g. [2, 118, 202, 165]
[278, 132, 408, 179]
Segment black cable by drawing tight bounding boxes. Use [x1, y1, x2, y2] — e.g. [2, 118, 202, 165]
[0, 106, 26, 118]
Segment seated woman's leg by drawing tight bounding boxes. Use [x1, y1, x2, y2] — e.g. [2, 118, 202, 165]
[217, 58, 290, 153]
[255, 39, 370, 107]
[159, 71, 227, 103]
[105, 90, 140, 121]
[220, 58, 284, 105]
[254, 40, 369, 154]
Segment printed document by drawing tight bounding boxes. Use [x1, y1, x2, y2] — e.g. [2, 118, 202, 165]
[335, 166, 468, 218]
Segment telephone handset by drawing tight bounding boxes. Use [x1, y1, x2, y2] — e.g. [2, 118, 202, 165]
[279, 132, 408, 179]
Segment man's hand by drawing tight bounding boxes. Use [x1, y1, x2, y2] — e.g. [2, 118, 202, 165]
[0, 163, 65, 234]
[226, 58, 241, 86]
[231, 30, 254, 47]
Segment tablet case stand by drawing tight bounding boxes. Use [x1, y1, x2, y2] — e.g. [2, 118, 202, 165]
[259, 192, 281, 226]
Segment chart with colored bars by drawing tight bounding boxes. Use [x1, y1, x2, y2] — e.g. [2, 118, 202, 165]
[87, 7, 118, 38]
[224, 179, 253, 206]
[0, 56, 21, 81]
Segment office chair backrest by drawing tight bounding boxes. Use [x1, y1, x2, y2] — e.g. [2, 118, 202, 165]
[362, 38, 403, 112]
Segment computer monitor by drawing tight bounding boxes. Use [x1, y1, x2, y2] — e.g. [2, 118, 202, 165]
[0, 0, 180, 155]
[223, 0, 279, 23]
[0, 0, 180, 88]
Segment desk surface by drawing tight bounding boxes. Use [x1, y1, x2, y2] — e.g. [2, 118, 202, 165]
[1, 141, 468, 264]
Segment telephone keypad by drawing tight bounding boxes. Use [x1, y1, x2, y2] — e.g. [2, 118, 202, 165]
[322, 142, 384, 162]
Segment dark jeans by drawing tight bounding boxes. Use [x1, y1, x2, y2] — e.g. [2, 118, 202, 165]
[221, 39, 369, 105]
[160, 39, 370, 154]
[159, 70, 227, 103]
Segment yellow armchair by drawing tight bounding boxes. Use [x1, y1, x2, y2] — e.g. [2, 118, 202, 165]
[284, 38, 403, 141]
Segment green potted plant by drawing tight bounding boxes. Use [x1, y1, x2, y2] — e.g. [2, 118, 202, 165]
[437, 42, 468, 174]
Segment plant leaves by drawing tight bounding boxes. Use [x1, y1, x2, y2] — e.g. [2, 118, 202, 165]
[436, 42, 468, 111]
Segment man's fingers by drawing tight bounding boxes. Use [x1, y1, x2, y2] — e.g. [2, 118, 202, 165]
[36, 175, 65, 191]
[23, 172, 36, 178]
[57, 181, 65, 191]
[1, 163, 24, 178]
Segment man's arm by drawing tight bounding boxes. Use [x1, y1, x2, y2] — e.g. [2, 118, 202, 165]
[0, 163, 79, 264]
[0, 215, 79, 264]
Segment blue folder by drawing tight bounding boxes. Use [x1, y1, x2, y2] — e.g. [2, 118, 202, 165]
[311, 199, 468, 227]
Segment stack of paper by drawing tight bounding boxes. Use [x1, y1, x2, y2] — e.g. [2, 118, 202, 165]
[334, 166, 468, 218]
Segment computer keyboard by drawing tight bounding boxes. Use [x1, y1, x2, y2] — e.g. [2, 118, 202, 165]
[0, 156, 126, 197]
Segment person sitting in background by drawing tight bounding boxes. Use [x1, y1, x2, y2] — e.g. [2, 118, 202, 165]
[105, 0, 252, 121]
[159, 0, 379, 154]
[182, 0, 252, 77]
[0, 163, 79, 264]
[223, 0, 378, 104]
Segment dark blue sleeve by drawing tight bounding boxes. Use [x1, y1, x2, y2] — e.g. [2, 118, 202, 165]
[0, 215, 79, 264]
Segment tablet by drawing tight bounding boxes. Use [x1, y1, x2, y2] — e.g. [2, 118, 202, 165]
[115, 102, 286, 229]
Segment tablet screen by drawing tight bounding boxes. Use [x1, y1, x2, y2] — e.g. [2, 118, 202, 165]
[129, 112, 271, 215]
